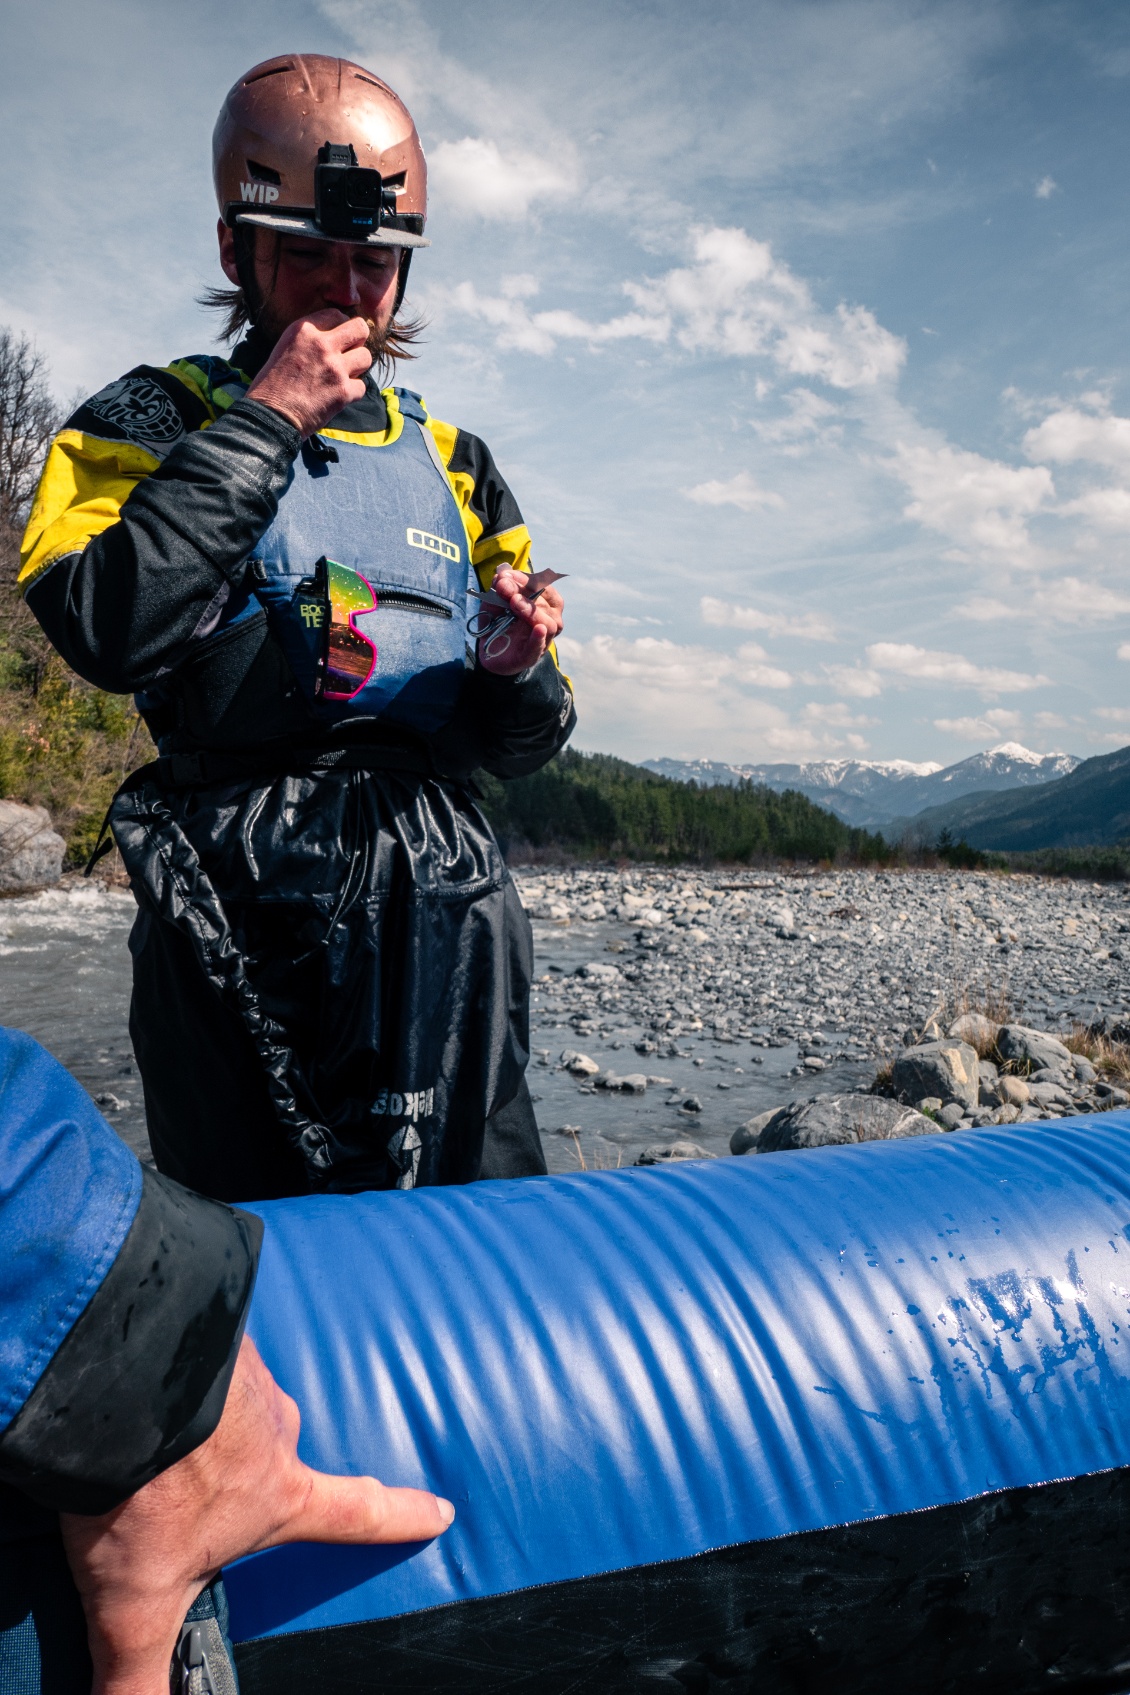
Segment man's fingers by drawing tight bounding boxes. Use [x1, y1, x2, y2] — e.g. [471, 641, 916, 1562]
[343, 344, 374, 378]
[300, 306, 347, 326]
[324, 313, 372, 349]
[285, 1471, 455, 1547]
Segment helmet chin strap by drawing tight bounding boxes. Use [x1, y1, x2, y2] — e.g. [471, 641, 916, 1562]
[233, 222, 266, 329]
[394, 249, 413, 316]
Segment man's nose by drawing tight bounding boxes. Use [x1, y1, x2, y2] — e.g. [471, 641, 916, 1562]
[323, 246, 362, 311]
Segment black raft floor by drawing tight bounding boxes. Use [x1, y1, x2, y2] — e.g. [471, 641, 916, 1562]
[236, 1465, 1130, 1694]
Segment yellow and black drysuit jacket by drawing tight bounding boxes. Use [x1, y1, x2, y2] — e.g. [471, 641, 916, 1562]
[20, 334, 575, 1200]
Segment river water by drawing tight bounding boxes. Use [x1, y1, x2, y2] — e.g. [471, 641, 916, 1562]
[0, 881, 872, 1177]
[0, 884, 149, 1162]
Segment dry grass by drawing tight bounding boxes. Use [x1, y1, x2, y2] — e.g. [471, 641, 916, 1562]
[1064, 1026, 1130, 1085]
[567, 1130, 624, 1172]
[941, 982, 1016, 1059]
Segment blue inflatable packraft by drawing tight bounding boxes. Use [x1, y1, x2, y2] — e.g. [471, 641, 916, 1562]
[229, 1117, 1130, 1693]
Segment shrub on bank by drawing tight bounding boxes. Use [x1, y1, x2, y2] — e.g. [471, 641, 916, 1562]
[0, 328, 154, 866]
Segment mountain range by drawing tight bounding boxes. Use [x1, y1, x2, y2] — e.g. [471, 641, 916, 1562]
[643, 744, 1081, 831]
[887, 744, 1130, 852]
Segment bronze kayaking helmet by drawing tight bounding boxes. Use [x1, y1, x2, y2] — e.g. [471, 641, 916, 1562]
[213, 53, 429, 246]
[213, 53, 430, 313]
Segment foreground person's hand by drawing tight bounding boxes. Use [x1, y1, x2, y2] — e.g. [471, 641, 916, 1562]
[246, 309, 372, 437]
[479, 567, 565, 675]
[60, 1336, 453, 1695]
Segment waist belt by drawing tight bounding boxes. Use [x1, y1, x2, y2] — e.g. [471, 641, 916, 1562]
[84, 740, 467, 877]
[159, 740, 439, 787]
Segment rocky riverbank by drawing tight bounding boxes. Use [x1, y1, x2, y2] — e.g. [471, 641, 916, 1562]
[3, 864, 1128, 1177]
[516, 863, 1130, 1171]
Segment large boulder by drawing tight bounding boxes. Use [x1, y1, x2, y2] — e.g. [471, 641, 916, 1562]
[948, 1011, 999, 1050]
[891, 1040, 979, 1112]
[996, 1025, 1073, 1072]
[757, 1095, 938, 1154]
[0, 800, 65, 892]
[637, 1140, 715, 1165]
[730, 1110, 778, 1156]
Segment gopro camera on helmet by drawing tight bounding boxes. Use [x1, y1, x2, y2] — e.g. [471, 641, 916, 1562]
[314, 141, 386, 239]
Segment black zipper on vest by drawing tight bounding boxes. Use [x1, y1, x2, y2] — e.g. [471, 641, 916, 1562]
[377, 592, 453, 619]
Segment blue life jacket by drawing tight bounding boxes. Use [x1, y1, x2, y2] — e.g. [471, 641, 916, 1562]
[247, 388, 473, 733]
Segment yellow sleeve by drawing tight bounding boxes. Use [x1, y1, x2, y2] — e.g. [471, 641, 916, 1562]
[422, 416, 534, 592]
[19, 431, 160, 591]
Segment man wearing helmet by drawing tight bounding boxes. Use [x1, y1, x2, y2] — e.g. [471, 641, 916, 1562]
[19, 55, 575, 1202]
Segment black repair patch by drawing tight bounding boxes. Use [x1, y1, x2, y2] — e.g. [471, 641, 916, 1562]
[234, 1466, 1130, 1695]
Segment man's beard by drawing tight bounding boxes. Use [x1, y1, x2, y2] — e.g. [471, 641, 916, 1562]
[362, 316, 396, 365]
[251, 291, 393, 362]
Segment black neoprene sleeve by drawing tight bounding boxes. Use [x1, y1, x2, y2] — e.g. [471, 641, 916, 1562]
[0, 1167, 262, 1516]
[25, 399, 300, 694]
[468, 655, 577, 778]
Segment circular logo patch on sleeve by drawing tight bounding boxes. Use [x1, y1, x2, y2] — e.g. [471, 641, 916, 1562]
[86, 376, 186, 459]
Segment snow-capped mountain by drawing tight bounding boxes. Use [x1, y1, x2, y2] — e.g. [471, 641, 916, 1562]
[642, 744, 1081, 831]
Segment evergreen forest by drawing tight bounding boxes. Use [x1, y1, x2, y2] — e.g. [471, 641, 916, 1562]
[478, 749, 890, 865]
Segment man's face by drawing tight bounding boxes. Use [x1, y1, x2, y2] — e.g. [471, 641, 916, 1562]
[218, 223, 402, 341]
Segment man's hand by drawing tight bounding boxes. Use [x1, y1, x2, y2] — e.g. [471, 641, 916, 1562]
[479, 568, 565, 676]
[246, 310, 372, 438]
[60, 1336, 453, 1695]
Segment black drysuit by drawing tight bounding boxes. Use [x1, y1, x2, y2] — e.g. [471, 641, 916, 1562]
[21, 336, 575, 1200]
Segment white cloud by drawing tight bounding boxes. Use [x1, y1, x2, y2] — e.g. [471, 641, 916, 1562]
[686, 472, 784, 511]
[1035, 176, 1058, 199]
[1033, 712, 1068, 730]
[867, 642, 1048, 695]
[1118, 643, 1130, 661]
[437, 224, 906, 388]
[1023, 403, 1130, 471]
[555, 633, 843, 761]
[957, 578, 1130, 625]
[934, 709, 1023, 739]
[437, 277, 666, 356]
[429, 136, 578, 220]
[623, 227, 906, 388]
[959, 596, 1014, 622]
[737, 643, 792, 688]
[820, 663, 885, 698]
[891, 440, 1054, 565]
[751, 387, 843, 452]
[1095, 707, 1130, 723]
[700, 596, 835, 641]
[802, 701, 878, 730]
[1058, 487, 1130, 529]
[567, 574, 649, 603]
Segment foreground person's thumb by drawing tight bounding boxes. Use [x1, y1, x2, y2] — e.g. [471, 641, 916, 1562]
[288, 1471, 455, 1546]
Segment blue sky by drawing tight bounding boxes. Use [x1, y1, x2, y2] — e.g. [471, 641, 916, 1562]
[4, 0, 1130, 766]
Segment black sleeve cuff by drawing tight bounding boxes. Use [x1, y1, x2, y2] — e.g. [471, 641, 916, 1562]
[0, 1168, 262, 1515]
[470, 654, 577, 778]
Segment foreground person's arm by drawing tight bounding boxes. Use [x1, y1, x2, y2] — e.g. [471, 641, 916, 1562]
[61, 1334, 452, 1695]
[0, 1027, 451, 1695]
